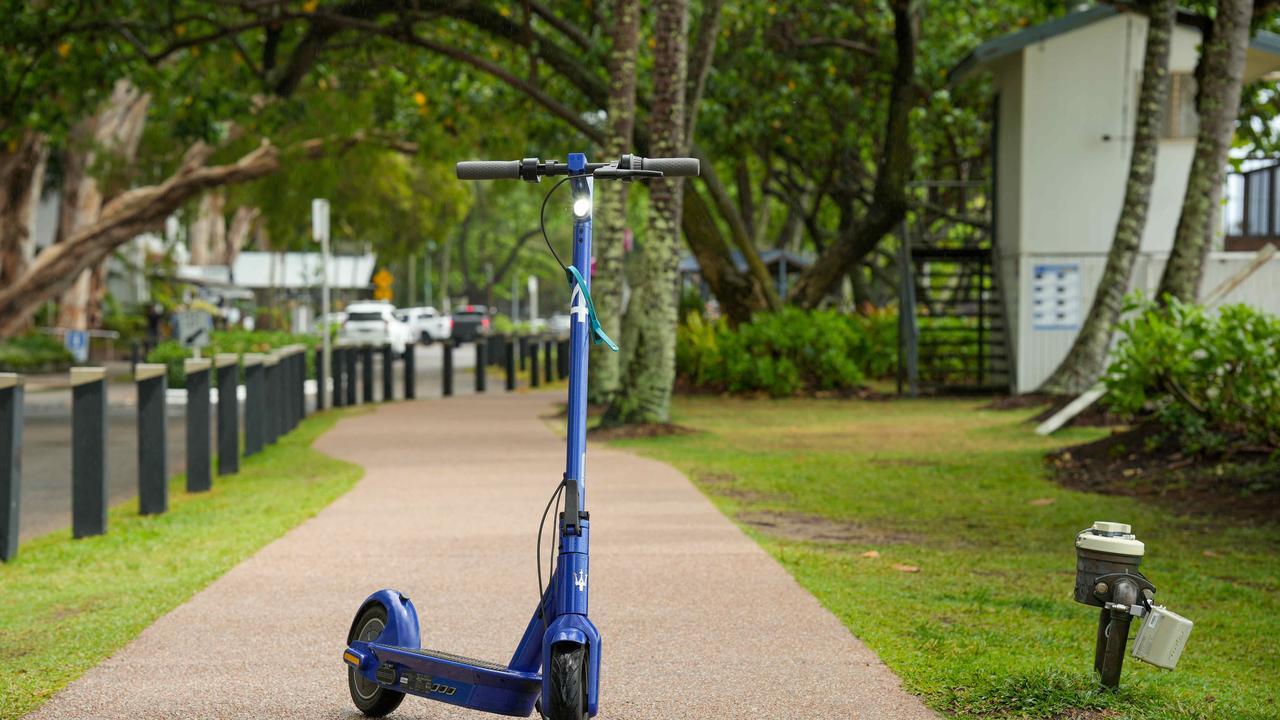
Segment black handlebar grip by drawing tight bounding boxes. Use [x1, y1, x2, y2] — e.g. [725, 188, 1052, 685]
[456, 160, 521, 180]
[641, 157, 700, 177]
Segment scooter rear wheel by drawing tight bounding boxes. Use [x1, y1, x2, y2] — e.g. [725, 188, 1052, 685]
[545, 644, 588, 720]
[348, 604, 405, 717]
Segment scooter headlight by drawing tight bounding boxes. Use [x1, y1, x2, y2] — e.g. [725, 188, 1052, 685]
[572, 196, 591, 218]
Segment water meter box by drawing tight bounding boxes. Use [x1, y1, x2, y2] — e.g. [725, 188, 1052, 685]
[1131, 606, 1192, 669]
[1074, 521, 1145, 606]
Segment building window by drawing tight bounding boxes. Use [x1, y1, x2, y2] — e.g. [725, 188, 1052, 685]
[1162, 73, 1198, 139]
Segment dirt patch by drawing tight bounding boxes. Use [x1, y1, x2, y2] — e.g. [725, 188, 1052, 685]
[984, 393, 1054, 411]
[1049, 423, 1280, 521]
[869, 458, 940, 468]
[984, 393, 1126, 429]
[673, 381, 894, 401]
[697, 471, 782, 503]
[736, 509, 922, 545]
[588, 422, 698, 440]
[544, 402, 608, 419]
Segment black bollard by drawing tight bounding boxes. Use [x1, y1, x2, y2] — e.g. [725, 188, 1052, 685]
[475, 342, 487, 393]
[361, 346, 374, 403]
[530, 342, 540, 388]
[403, 344, 416, 400]
[243, 354, 265, 456]
[382, 344, 394, 401]
[281, 348, 295, 430]
[315, 346, 327, 411]
[71, 367, 107, 539]
[345, 346, 358, 406]
[295, 348, 307, 422]
[544, 339, 554, 384]
[135, 364, 168, 514]
[264, 354, 280, 445]
[1, 373, 23, 561]
[505, 340, 516, 391]
[185, 358, 212, 493]
[215, 354, 239, 475]
[519, 336, 528, 371]
[443, 343, 454, 397]
[332, 347, 345, 408]
[558, 339, 570, 380]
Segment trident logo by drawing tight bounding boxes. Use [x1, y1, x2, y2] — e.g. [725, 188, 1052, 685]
[570, 284, 589, 324]
[574, 570, 588, 592]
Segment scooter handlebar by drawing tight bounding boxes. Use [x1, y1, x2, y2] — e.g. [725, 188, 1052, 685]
[456, 160, 521, 180]
[638, 157, 700, 177]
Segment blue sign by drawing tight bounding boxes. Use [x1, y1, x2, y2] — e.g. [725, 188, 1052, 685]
[64, 330, 89, 363]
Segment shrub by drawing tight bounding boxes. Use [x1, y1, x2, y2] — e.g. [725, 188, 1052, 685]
[677, 307, 898, 397]
[0, 333, 75, 373]
[147, 329, 321, 388]
[1104, 296, 1280, 454]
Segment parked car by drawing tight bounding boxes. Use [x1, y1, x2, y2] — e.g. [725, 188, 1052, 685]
[339, 301, 412, 353]
[450, 305, 490, 345]
[394, 306, 453, 345]
[548, 314, 572, 339]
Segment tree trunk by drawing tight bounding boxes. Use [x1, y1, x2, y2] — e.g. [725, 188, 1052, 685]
[1156, 0, 1255, 302]
[0, 131, 47, 294]
[189, 189, 227, 265]
[1040, 0, 1176, 394]
[604, 0, 689, 425]
[225, 206, 260, 267]
[681, 184, 763, 324]
[587, 0, 641, 404]
[55, 80, 151, 330]
[0, 141, 279, 339]
[786, 0, 916, 308]
[694, 148, 781, 310]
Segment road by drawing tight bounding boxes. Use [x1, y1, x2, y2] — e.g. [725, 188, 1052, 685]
[14, 343, 491, 542]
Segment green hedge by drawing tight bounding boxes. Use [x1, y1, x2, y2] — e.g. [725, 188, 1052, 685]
[676, 307, 897, 397]
[1104, 296, 1280, 454]
[0, 333, 75, 373]
[147, 329, 321, 388]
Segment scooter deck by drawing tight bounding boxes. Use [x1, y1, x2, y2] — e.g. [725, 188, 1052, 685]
[364, 643, 541, 717]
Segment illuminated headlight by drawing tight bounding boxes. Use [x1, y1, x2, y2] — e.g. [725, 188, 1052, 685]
[572, 196, 591, 218]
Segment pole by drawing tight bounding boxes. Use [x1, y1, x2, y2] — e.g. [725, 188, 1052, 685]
[511, 271, 519, 323]
[314, 199, 331, 422]
[424, 243, 435, 307]
[71, 367, 107, 539]
[185, 358, 212, 492]
[215, 354, 240, 474]
[1, 374, 24, 561]
[135, 364, 168, 513]
[243, 354, 265, 456]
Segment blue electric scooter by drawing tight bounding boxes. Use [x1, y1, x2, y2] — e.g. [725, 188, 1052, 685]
[342, 152, 699, 719]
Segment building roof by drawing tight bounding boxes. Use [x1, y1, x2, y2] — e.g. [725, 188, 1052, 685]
[177, 252, 377, 290]
[952, 4, 1280, 79]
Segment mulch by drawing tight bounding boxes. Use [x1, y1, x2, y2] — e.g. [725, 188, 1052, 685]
[1048, 423, 1280, 521]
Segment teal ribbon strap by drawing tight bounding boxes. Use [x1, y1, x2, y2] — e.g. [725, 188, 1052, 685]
[565, 266, 619, 352]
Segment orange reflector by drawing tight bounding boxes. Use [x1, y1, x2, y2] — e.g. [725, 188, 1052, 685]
[343, 651, 361, 667]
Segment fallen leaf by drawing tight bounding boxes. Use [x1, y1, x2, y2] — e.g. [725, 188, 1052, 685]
[1029, 498, 1056, 506]
[892, 563, 920, 573]
[1202, 549, 1220, 558]
[861, 550, 881, 559]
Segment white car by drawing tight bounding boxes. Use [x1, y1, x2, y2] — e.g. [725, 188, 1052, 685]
[548, 314, 572, 339]
[339, 302, 412, 353]
[395, 306, 453, 345]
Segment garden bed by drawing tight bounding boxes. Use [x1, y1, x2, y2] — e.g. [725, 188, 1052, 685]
[1049, 423, 1280, 522]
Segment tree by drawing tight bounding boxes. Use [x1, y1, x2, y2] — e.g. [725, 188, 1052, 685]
[604, 0, 690, 425]
[1038, 0, 1176, 395]
[587, 0, 640, 404]
[1157, 0, 1256, 302]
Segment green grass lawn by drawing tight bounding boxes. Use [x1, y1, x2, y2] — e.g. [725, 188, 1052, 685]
[611, 397, 1279, 720]
[0, 409, 364, 720]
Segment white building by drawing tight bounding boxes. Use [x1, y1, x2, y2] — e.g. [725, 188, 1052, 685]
[955, 4, 1280, 392]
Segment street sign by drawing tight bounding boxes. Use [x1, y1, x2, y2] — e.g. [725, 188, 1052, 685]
[372, 267, 393, 301]
[174, 310, 214, 349]
[64, 330, 89, 363]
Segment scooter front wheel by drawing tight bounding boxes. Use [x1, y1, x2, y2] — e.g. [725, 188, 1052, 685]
[348, 604, 405, 717]
[545, 644, 588, 720]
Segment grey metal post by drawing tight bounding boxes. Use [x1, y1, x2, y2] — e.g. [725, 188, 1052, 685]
[185, 358, 212, 493]
[243, 354, 265, 456]
[442, 343, 454, 397]
[475, 342, 487, 393]
[505, 340, 516, 391]
[215, 354, 239, 475]
[71, 367, 107, 539]
[361, 345, 374, 403]
[345, 346, 357, 406]
[135, 364, 168, 513]
[1, 374, 23, 561]
[403, 344, 416, 400]
[382, 344, 394, 401]
[263, 353, 280, 444]
[529, 342, 540, 388]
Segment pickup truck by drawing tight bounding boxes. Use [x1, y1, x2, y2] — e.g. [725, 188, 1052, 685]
[450, 305, 490, 345]
[395, 306, 453, 345]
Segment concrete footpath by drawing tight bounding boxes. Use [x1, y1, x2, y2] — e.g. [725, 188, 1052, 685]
[25, 393, 935, 719]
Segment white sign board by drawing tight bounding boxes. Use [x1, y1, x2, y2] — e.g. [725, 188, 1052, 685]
[174, 310, 214, 349]
[1031, 263, 1082, 330]
[64, 330, 89, 363]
